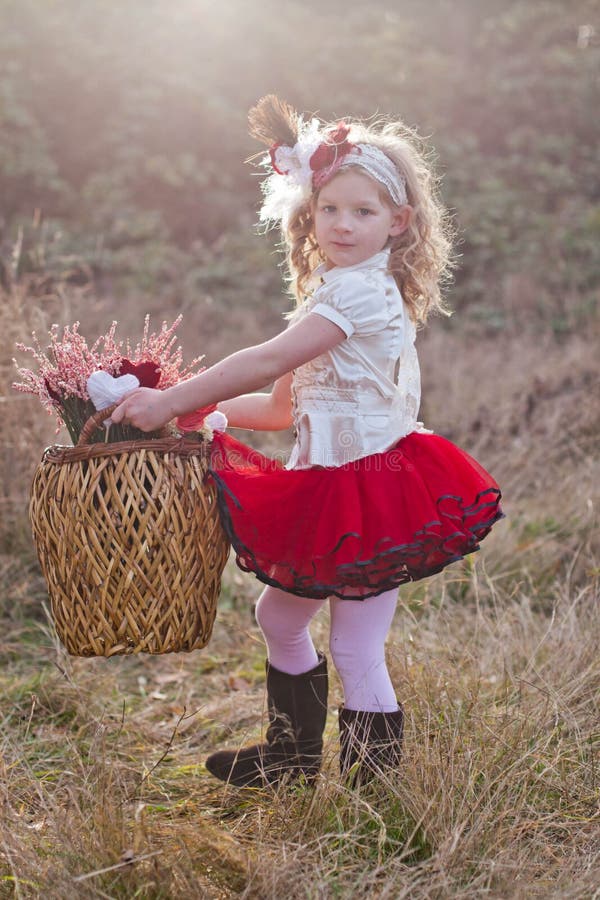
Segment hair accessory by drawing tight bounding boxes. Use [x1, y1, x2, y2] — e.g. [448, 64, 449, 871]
[310, 122, 355, 186]
[259, 117, 322, 227]
[258, 121, 407, 228]
[338, 144, 408, 207]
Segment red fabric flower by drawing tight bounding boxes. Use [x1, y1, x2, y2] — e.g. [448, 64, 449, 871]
[176, 404, 218, 432]
[118, 358, 161, 388]
[309, 122, 353, 173]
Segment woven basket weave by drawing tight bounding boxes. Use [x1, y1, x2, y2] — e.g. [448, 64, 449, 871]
[29, 404, 230, 657]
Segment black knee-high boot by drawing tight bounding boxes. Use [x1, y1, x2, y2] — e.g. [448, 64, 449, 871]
[205, 653, 328, 787]
[339, 705, 404, 786]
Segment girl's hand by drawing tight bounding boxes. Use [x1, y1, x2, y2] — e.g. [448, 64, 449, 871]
[110, 387, 174, 432]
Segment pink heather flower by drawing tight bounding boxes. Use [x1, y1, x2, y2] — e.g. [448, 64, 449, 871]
[13, 323, 102, 412]
[122, 315, 204, 388]
[12, 316, 204, 431]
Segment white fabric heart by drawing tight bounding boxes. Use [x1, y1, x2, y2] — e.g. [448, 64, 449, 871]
[87, 371, 140, 424]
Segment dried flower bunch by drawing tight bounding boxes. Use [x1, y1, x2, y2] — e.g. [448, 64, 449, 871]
[13, 315, 211, 444]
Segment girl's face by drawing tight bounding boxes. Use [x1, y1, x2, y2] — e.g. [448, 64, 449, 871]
[313, 168, 410, 270]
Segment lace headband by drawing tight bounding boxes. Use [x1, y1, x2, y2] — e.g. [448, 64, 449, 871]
[337, 145, 408, 207]
[259, 120, 408, 228]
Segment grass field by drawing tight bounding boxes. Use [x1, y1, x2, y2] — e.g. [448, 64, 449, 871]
[1, 276, 598, 898]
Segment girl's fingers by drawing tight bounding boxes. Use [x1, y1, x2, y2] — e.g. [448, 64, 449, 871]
[110, 389, 141, 424]
[111, 395, 134, 424]
[109, 400, 125, 424]
[109, 388, 168, 431]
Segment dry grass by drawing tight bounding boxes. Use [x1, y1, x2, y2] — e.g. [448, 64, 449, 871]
[1, 277, 598, 898]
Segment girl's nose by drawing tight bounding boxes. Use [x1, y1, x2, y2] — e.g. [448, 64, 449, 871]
[334, 213, 352, 233]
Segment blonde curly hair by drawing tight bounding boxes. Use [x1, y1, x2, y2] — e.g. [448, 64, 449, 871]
[282, 119, 454, 324]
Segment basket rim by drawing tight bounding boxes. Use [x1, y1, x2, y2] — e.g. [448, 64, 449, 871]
[40, 434, 212, 464]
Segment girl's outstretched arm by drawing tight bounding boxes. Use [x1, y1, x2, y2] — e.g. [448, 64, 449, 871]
[111, 314, 344, 432]
[217, 371, 293, 431]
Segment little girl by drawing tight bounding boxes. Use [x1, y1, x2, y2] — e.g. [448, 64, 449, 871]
[112, 96, 503, 788]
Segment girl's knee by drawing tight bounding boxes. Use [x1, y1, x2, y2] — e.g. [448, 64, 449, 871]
[254, 588, 282, 636]
[329, 632, 384, 673]
[255, 586, 323, 639]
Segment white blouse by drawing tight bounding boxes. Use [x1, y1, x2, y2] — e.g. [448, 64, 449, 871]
[286, 249, 427, 470]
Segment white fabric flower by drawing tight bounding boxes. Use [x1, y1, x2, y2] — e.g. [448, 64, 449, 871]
[204, 410, 228, 432]
[259, 118, 323, 229]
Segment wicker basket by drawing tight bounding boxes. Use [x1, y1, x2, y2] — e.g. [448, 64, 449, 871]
[29, 404, 230, 657]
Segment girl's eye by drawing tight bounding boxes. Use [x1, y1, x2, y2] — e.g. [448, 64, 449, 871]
[321, 205, 335, 213]
[357, 208, 373, 216]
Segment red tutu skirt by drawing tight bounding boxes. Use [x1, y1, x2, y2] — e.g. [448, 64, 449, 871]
[208, 431, 503, 601]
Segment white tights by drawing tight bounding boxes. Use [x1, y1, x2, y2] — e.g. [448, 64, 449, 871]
[255, 585, 399, 713]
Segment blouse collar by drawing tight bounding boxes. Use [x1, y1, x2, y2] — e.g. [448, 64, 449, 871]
[316, 249, 391, 285]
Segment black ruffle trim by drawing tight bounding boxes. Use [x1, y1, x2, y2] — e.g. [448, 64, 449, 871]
[209, 469, 503, 601]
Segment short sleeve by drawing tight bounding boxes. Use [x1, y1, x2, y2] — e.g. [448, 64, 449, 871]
[310, 269, 398, 338]
[311, 299, 354, 337]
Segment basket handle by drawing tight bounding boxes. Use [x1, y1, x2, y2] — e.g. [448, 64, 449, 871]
[77, 402, 170, 446]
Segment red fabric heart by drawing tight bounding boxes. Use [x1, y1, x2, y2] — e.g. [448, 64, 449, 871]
[118, 358, 161, 388]
[176, 404, 218, 432]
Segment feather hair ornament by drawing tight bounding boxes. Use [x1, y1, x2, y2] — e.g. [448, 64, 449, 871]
[248, 94, 300, 147]
[249, 96, 323, 229]
[248, 95, 407, 231]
